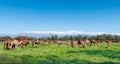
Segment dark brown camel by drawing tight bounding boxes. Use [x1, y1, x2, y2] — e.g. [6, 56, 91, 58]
[77, 39, 83, 47]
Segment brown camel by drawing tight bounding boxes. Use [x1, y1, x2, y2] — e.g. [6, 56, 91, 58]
[21, 39, 29, 47]
[83, 39, 90, 48]
[106, 40, 111, 49]
[32, 40, 41, 47]
[77, 39, 83, 47]
[71, 40, 74, 48]
[4, 39, 21, 50]
[4, 39, 12, 50]
[90, 40, 98, 46]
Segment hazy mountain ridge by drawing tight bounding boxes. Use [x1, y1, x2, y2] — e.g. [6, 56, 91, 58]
[0, 30, 120, 37]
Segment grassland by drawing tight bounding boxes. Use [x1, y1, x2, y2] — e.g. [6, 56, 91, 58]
[0, 43, 120, 64]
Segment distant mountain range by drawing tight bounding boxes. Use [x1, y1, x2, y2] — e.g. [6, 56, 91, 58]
[0, 30, 120, 37]
[21, 30, 107, 37]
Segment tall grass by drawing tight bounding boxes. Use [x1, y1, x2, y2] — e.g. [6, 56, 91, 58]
[0, 43, 120, 64]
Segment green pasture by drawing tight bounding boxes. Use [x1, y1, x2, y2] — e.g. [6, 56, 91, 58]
[0, 43, 120, 64]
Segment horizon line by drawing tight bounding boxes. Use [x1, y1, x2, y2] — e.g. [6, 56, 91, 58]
[0, 30, 120, 35]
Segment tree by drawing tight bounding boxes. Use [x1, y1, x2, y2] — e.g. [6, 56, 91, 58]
[77, 35, 83, 40]
[82, 35, 88, 40]
[15, 36, 31, 40]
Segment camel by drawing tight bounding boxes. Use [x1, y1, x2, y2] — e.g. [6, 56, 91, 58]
[32, 40, 41, 47]
[19, 39, 30, 48]
[4, 39, 12, 50]
[83, 39, 90, 48]
[4, 39, 21, 50]
[71, 40, 74, 48]
[106, 40, 111, 49]
[77, 39, 83, 47]
[90, 40, 97, 46]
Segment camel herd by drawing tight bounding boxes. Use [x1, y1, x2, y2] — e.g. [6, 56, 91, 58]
[4, 39, 28, 50]
[3, 38, 111, 50]
[68, 39, 110, 49]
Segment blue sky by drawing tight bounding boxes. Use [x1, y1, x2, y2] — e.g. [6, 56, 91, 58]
[0, 0, 120, 34]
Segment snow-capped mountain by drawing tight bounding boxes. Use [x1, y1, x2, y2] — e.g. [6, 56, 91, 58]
[0, 30, 120, 37]
[21, 30, 107, 37]
[23, 30, 106, 35]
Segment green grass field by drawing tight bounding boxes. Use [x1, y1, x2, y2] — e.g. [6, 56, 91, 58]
[0, 43, 120, 64]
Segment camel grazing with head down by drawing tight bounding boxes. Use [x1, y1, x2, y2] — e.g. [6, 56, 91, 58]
[4, 39, 21, 50]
